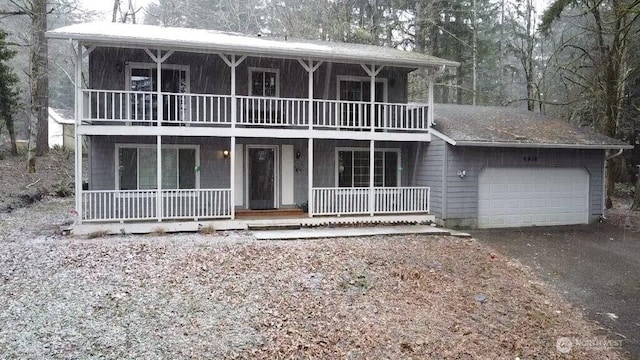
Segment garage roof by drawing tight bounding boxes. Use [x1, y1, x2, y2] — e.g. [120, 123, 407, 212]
[46, 22, 460, 69]
[431, 104, 632, 150]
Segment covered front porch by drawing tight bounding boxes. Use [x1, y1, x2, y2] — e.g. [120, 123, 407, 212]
[79, 136, 431, 223]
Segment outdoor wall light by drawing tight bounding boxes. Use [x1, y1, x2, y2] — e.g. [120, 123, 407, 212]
[457, 169, 466, 178]
[223, 149, 230, 159]
[296, 151, 301, 159]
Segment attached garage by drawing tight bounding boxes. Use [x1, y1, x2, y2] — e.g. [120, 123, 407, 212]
[477, 167, 590, 228]
[419, 104, 632, 229]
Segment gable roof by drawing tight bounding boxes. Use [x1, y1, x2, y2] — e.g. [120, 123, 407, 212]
[431, 104, 632, 150]
[46, 22, 459, 69]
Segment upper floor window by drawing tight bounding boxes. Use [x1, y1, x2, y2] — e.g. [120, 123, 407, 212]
[337, 76, 387, 102]
[249, 67, 279, 97]
[126, 63, 190, 121]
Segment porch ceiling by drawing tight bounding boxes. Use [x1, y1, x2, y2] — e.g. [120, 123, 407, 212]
[46, 22, 460, 69]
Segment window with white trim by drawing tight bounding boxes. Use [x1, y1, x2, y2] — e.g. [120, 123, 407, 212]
[249, 67, 279, 97]
[337, 149, 399, 187]
[126, 63, 190, 121]
[117, 145, 198, 190]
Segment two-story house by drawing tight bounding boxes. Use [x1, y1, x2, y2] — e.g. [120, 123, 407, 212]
[47, 22, 631, 232]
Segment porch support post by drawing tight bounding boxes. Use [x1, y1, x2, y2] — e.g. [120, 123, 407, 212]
[308, 138, 314, 217]
[369, 139, 375, 216]
[219, 54, 247, 128]
[74, 41, 83, 223]
[157, 135, 162, 221]
[230, 136, 236, 219]
[361, 64, 383, 132]
[156, 50, 163, 222]
[298, 59, 322, 130]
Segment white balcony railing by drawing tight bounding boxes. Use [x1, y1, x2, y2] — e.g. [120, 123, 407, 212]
[312, 187, 430, 216]
[82, 90, 429, 132]
[83, 90, 232, 125]
[81, 189, 232, 222]
[237, 95, 310, 126]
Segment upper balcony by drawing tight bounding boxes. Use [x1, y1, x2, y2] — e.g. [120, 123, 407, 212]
[82, 90, 430, 133]
[48, 22, 459, 140]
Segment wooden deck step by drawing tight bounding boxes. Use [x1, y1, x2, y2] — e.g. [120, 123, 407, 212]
[235, 208, 305, 219]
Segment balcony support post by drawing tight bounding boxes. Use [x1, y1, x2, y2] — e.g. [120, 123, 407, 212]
[297, 59, 322, 130]
[361, 64, 383, 132]
[426, 65, 445, 127]
[219, 54, 246, 128]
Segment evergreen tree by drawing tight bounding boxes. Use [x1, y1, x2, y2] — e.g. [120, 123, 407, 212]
[0, 27, 20, 155]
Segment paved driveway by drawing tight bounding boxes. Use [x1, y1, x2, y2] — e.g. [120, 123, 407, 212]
[474, 223, 640, 359]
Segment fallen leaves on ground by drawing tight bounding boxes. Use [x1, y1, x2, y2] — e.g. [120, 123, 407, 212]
[0, 200, 623, 359]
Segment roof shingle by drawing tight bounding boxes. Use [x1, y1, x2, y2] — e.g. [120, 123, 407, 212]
[433, 104, 631, 149]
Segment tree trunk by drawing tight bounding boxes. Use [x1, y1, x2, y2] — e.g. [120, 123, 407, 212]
[633, 168, 640, 210]
[33, 0, 48, 157]
[7, 115, 17, 155]
[27, 112, 37, 172]
[112, 0, 120, 22]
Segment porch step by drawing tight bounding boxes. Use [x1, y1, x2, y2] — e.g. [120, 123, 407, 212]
[235, 208, 305, 219]
[252, 225, 451, 240]
[247, 223, 302, 231]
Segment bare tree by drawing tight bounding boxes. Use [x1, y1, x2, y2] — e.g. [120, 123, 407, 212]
[541, 0, 639, 207]
[112, 0, 142, 24]
[0, 0, 50, 172]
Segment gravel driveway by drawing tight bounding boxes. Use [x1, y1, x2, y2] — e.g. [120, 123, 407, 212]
[475, 223, 640, 359]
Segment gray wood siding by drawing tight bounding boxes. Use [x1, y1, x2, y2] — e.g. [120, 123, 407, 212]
[88, 136, 311, 207]
[88, 136, 231, 191]
[414, 138, 445, 218]
[444, 146, 605, 224]
[88, 48, 409, 102]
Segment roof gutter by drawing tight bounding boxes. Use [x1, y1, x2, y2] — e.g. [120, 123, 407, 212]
[452, 140, 633, 150]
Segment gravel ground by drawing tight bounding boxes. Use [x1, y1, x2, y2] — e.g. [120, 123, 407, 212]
[0, 197, 625, 359]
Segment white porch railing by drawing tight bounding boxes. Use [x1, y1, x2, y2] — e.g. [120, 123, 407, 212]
[81, 189, 232, 222]
[162, 189, 232, 219]
[312, 187, 370, 215]
[82, 190, 158, 222]
[312, 186, 430, 216]
[82, 90, 429, 132]
[374, 187, 430, 214]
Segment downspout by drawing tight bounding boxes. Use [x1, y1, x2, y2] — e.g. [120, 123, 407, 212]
[442, 142, 448, 221]
[603, 148, 625, 215]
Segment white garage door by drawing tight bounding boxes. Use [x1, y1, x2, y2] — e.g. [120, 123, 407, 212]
[478, 167, 590, 228]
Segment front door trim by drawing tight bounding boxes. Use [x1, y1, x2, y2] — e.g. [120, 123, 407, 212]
[245, 144, 279, 209]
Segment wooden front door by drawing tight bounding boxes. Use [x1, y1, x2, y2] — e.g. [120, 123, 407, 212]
[248, 147, 276, 209]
